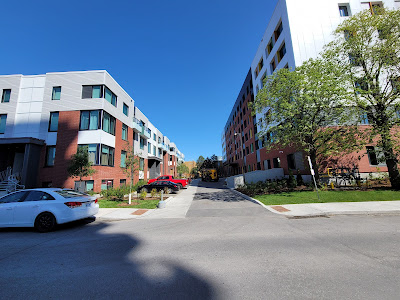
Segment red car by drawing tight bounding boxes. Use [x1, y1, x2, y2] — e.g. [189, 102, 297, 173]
[148, 175, 189, 188]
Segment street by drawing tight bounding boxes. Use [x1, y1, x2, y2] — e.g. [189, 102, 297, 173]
[1, 180, 400, 299]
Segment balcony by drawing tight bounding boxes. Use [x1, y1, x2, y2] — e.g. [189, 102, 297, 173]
[132, 120, 143, 133]
[159, 142, 169, 152]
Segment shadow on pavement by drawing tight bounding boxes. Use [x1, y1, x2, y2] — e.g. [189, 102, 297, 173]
[0, 221, 215, 299]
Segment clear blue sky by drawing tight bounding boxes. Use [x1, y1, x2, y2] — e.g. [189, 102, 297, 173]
[0, 0, 277, 162]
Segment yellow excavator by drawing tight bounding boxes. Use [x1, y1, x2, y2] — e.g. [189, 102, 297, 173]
[201, 169, 218, 182]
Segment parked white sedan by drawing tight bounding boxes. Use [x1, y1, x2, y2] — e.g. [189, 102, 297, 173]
[0, 188, 99, 232]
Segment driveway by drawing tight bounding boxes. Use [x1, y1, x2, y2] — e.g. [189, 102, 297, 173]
[187, 179, 269, 218]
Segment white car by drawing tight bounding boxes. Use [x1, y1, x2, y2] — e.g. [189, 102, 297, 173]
[0, 188, 99, 232]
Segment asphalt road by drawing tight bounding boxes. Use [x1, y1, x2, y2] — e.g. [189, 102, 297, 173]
[1, 179, 400, 299]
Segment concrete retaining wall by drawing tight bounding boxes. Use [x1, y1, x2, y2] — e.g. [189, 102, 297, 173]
[226, 168, 286, 188]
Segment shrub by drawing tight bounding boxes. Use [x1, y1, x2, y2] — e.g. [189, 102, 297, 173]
[288, 171, 297, 189]
[139, 189, 147, 200]
[150, 188, 158, 198]
[296, 170, 305, 186]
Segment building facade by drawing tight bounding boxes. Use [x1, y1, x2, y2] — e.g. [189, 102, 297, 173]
[222, 0, 400, 178]
[0, 71, 184, 192]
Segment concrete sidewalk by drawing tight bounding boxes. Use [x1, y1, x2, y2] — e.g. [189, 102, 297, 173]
[96, 183, 197, 220]
[231, 188, 400, 218]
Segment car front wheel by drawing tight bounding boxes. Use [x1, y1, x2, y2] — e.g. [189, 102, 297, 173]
[35, 212, 56, 233]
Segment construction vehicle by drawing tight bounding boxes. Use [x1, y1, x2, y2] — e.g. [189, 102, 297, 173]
[201, 169, 218, 182]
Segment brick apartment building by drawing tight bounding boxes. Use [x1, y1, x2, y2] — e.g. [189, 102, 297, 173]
[222, 0, 400, 179]
[0, 71, 184, 192]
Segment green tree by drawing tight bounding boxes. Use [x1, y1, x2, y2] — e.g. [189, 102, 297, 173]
[327, 8, 400, 188]
[67, 146, 96, 185]
[254, 57, 362, 181]
[177, 162, 189, 178]
[196, 155, 205, 170]
[122, 142, 140, 203]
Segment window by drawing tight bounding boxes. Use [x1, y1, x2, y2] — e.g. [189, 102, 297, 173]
[158, 148, 162, 158]
[273, 157, 281, 168]
[153, 133, 156, 141]
[80, 110, 100, 130]
[0, 114, 7, 134]
[250, 143, 254, 153]
[104, 87, 117, 106]
[101, 180, 113, 190]
[52, 87, 61, 100]
[122, 124, 128, 141]
[1, 89, 11, 103]
[0, 191, 28, 203]
[123, 103, 129, 116]
[274, 22, 283, 41]
[82, 85, 117, 107]
[270, 59, 277, 73]
[121, 150, 127, 167]
[140, 137, 145, 150]
[267, 37, 274, 55]
[148, 142, 152, 154]
[120, 179, 126, 186]
[338, 5, 349, 17]
[370, 2, 383, 15]
[101, 145, 114, 166]
[86, 180, 94, 191]
[102, 111, 116, 135]
[153, 146, 156, 155]
[287, 154, 296, 169]
[360, 112, 369, 125]
[24, 191, 55, 201]
[366, 146, 385, 165]
[78, 144, 99, 165]
[48, 112, 59, 132]
[82, 85, 103, 99]
[265, 159, 272, 169]
[139, 158, 144, 171]
[46, 146, 56, 166]
[277, 43, 286, 62]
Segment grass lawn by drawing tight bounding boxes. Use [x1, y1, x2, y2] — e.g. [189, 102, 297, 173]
[98, 198, 160, 209]
[253, 190, 400, 206]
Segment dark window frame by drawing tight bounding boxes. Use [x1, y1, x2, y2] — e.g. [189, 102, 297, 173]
[48, 112, 59, 132]
[52, 86, 61, 100]
[1, 89, 11, 103]
[45, 146, 56, 167]
[79, 110, 101, 131]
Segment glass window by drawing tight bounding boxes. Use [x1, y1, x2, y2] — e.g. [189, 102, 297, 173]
[122, 124, 128, 141]
[287, 154, 296, 169]
[46, 146, 56, 166]
[88, 144, 98, 165]
[148, 143, 152, 153]
[273, 157, 281, 168]
[140, 137, 145, 150]
[86, 180, 94, 191]
[101, 180, 113, 190]
[153, 133, 156, 141]
[89, 110, 99, 130]
[123, 103, 129, 116]
[1, 89, 11, 103]
[0, 114, 7, 134]
[102, 111, 116, 135]
[49, 112, 59, 132]
[0, 191, 28, 203]
[52, 87, 61, 100]
[139, 158, 144, 171]
[104, 87, 117, 106]
[80, 111, 90, 130]
[121, 150, 127, 167]
[24, 191, 55, 202]
[101, 145, 114, 166]
[92, 85, 102, 98]
[153, 146, 156, 155]
[120, 179, 126, 186]
[339, 5, 349, 17]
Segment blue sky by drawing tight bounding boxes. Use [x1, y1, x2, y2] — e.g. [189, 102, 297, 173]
[0, 0, 277, 162]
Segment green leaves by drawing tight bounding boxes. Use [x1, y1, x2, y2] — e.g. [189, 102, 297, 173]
[67, 146, 96, 180]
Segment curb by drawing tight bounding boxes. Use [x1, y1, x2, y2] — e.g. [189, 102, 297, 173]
[229, 188, 279, 214]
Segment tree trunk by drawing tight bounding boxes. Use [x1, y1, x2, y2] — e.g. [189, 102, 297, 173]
[381, 134, 400, 190]
[309, 150, 320, 184]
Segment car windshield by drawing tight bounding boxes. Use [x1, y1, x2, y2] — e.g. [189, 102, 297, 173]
[55, 190, 88, 198]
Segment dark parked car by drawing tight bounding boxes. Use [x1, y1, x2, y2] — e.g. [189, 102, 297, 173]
[138, 181, 180, 194]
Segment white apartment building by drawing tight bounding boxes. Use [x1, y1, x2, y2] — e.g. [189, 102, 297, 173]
[0, 70, 184, 191]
